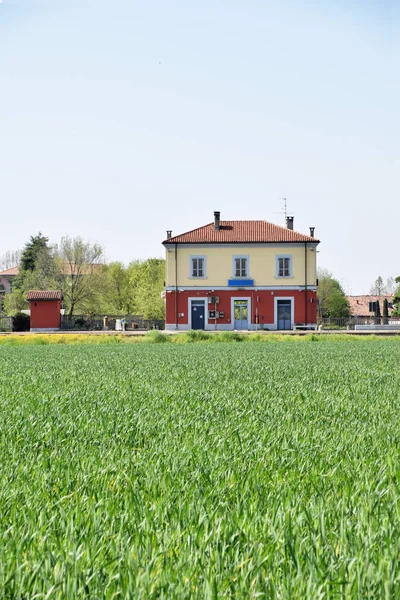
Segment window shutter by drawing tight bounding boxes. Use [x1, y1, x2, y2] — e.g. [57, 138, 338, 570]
[235, 258, 240, 277]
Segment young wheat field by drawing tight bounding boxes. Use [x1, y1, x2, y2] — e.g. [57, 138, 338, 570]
[1, 339, 400, 598]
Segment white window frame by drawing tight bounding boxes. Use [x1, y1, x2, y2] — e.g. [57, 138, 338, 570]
[190, 255, 206, 279]
[276, 254, 293, 278]
[232, 255, 249, 278]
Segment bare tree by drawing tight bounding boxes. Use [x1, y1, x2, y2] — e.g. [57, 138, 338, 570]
[385, 277, 396, 295]
[0, 249, 21, 271]
[370, 276, 386, 296]
[57, 237, 104, 315]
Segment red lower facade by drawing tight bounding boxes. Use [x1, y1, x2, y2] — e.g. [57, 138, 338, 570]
[165, 288, 317, 330]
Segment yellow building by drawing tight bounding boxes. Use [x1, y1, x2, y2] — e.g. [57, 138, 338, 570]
[163, 212, 319, 331]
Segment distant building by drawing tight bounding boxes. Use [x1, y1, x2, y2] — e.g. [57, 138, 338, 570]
[162, 212, 319, 331]
[346, 295, 394, 318]
[0, 266, 19, 311]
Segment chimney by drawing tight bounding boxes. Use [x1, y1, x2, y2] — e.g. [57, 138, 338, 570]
[286, 216, 294, 230]
[214, 211, 220, 231]
[166, 230, 172, 240]
[309, 227, 315, 238]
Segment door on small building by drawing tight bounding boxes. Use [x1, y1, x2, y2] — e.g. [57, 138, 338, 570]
[234, 300, 248, 330]
[191, 300, 205, 330]
[277, 300, 292, 330]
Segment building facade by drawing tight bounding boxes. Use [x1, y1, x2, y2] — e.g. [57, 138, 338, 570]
[346, 295, 394, 319]
[163, 213, 319, 331]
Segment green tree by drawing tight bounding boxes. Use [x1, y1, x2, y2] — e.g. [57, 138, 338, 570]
[15, 233, 56, 292]
[21, 246, 59, 292]
[392, 277, 400, 316]
[57, 237, 104, 315]
[101, 262, 135, 314]
[374, 299, 381, 323]
[84, 259, 165, 318]
[3, 289, 29, 316]
[128, 258, 165, 320]
[20, 233, 50, 273]
[383, 298, 389, 324]
[317, 269, 350, 319]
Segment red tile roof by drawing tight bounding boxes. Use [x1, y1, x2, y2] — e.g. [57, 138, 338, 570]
[61, 263, 104, 276]
[0, 266, 19, 276]
[347, 295, 394, 317]
[27, 290, 63, 301]
[163, 221, 319, 244]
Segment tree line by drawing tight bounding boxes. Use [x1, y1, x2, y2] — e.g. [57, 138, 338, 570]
[1, 234, 399, 319]
[1, 234, 165, 319]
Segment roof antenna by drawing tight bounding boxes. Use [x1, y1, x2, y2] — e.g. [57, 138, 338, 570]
[273, 198, 295, 224]
[281, 197, 287, 219]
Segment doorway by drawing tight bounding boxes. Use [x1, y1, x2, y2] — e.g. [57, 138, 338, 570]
[277, 299, 292, 330]
[234, 300, 249, 330]
[191, 300, 205, 330]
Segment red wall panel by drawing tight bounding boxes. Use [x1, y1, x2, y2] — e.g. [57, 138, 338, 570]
[30, 300, 61, 329]
[165, 289, 317, 327]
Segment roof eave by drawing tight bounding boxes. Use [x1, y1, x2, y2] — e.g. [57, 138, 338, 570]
[163, 239, 320, 245]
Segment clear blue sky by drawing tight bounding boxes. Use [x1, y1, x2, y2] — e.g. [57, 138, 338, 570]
[1, 0, 398, 294]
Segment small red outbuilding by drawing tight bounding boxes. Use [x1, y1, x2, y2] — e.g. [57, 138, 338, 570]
[27, 290, 63, 331]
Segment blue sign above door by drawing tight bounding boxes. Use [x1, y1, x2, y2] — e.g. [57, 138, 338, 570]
[228, 279, 254, 286]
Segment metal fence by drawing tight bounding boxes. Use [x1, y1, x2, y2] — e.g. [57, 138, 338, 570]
[2, 312, 398, 333]
[317, 316, 400, 330]
[0, 315, 12, 332]
[60, 314, 165, 331]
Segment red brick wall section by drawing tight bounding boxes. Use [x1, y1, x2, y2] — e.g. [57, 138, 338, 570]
[30, 300, 61, 329]
[165, 289, 317, 327]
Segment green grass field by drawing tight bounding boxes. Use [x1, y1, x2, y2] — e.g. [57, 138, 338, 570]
[1, 340, 400, 598]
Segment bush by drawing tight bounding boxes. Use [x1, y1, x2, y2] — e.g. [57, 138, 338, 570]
[306, 333, 319, 342]
[12, 313, 30, 332]
[322, 324, 346, 330]
[217, 331, 244, 342]
[144, 330, 169, 343]
[185, 330, 210, 342]
[74, 317, 87, 329]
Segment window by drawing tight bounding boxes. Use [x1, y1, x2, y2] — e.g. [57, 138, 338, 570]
[190, 256, 206, 278]
[233, 256, 248, 278]
[276, 255, 292, 278]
